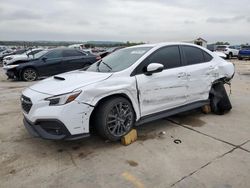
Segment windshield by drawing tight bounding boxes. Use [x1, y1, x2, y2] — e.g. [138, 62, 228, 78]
[86, 47, 152, 73]
[34, 50, 48, 59]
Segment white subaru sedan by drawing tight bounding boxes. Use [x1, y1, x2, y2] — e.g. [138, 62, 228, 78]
[21, 43, 234, 141]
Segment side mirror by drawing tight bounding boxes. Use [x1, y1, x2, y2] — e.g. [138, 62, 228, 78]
[42, 57, 47, 62]
[145, 63, 164, 75]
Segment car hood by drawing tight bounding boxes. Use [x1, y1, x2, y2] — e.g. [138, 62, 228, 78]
[5, 54, 27, 60]
[29, 71, 112, 95]
[8, 58, 37, 65]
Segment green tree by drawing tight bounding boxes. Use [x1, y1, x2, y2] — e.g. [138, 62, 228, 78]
[215, 41, 230, 45]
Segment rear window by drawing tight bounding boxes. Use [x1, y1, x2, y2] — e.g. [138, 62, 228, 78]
[182, 46, 205, 65]
[203, 51, 213, 62]
[63, 49, 84, 57]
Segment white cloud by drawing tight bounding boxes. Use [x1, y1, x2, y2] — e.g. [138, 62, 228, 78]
[0, 0, 249, 44]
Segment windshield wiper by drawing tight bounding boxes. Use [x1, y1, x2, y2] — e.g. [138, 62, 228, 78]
[102, 61, 112, 71]
[96, 60, 112, 72]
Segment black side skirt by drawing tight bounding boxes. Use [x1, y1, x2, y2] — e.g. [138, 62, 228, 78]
[136, 100, 209, 126]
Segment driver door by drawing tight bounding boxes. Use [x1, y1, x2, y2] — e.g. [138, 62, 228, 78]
[135, 46, 188, 116]
[39, 49, 63, 76]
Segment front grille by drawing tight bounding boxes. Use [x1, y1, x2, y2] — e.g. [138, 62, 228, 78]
[21, 95, 32, 113]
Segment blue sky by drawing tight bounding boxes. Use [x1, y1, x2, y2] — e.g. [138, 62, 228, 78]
[0, 0, 249, 44]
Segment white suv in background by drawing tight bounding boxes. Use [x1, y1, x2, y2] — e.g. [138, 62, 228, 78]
[215, 45, 239, 59]
[21, 43, 234, 141]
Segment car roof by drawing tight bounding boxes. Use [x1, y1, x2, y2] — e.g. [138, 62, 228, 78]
[127, 42, 206, 49]
[50, 47, 82, 51]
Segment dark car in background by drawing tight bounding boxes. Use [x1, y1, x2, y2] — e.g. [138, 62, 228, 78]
[3, 48, 99, 81]
[238, 46, 250, 60]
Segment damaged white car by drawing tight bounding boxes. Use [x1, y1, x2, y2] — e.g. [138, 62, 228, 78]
[21, 43, 234, 141]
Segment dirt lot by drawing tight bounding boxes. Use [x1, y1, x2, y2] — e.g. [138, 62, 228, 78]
[0, 60, 250, 188]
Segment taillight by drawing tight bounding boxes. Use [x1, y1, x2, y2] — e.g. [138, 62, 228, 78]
[96, 56, 101, 60]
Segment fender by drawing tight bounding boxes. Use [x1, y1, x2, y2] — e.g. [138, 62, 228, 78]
[89, 89, 141, 121]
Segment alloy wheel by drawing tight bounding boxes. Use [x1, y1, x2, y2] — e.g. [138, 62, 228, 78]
[23, 69, 37, 81]
[106, 102, 133, 137]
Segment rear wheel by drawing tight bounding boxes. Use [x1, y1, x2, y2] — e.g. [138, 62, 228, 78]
[94, 97, 135, 141]
[210, 83, 232, 115]
[21, 68, 38, 81]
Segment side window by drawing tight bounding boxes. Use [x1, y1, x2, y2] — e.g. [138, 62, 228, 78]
[63, 49, 84, 57]
[229, 46, 235, 49]
[27, 52, 33, 56]
[147, 46, 181, 69]
[203, 51, 213, 62]
[28, 50, 41, 56]
[182, 46, 204, 65]
[46, 50, 63, 59]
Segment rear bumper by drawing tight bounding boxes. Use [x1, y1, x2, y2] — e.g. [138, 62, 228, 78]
[23, 117, 90, 140]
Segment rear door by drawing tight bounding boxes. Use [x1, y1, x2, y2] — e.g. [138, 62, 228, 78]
[62, 49, 88, 71]
[135, 46, 188, 116]
[181, 45, 215, 103]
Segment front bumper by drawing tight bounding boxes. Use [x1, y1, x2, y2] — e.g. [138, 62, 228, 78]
[23, 117, 90, 140]
[22, 88, 94, 140]
[5, 70, 16, 79]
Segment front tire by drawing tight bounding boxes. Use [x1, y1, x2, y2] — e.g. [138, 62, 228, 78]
[21, 68, 38, 81]
[95, 97, 135, 141]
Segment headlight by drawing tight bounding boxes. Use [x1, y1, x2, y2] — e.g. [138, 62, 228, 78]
[45, 91, 82, 106]
[3, 64, 19, 69]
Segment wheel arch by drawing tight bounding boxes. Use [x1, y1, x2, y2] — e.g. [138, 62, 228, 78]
[209, 77, 229, 97]
[19, 66, 39, 77]
[89, 93, 139, 131]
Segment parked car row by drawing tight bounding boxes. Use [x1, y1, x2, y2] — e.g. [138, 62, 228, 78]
[215, 45, 250, 60]
[3, 48, 100, 81]
[2, 48, 43, 65]
[1, 44, 127, 81]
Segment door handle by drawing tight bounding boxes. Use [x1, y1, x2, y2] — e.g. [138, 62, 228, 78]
[208, 66, 214, 70]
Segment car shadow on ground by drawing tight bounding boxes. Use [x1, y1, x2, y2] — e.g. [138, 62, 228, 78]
[20, 109, 207, 160]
